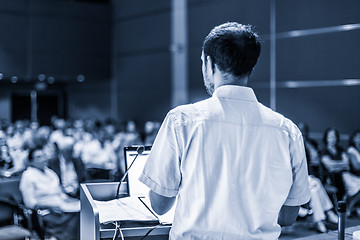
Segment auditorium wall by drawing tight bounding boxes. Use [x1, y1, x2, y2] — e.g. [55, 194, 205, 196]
[0, 0, 358, 140]
[0, 0, 111, 123]
[112, 0, 172, 124]
[274, 0, 360, 139]
[113, 0, 359, 139]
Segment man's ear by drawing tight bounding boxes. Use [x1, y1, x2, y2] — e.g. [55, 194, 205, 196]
[206, 56, 214, 75]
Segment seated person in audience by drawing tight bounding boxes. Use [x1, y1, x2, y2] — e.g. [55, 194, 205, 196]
[7, 121, 26, 153]
[298, 122, 322, 178]
[19, 147, 80, 240]
[4, 124, 29, 176]
[143, 121, 161, 145]
[321, 127, 360, 217]
[48, 136, 87, 198]
[347, 130, 360, 176]
[81, 127, 118, 180]
[345, 130, 360, 215]
[0, 136, 27, 177]
[0, 139, 14, 177]
[306, 175, 338, 232]
[298, 123, 338, 233]
[321, 128, 349, 200]
[49, 117, 67, 144]
[113, 120, 142, 175]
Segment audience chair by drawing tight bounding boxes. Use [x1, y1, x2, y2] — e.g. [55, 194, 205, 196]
[0, 177, 34, 239]
[0, 176, 47, 239]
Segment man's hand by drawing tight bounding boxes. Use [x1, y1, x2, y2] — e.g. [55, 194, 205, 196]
[149, 190, 176, 215]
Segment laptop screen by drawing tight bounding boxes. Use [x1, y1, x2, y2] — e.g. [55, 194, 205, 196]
[123, 145, 152, 197]
[123, 145, 176, 224]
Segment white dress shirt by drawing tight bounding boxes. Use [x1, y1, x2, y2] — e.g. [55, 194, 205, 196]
[20, 166, 80, 212]
[140, 85, 311, 240]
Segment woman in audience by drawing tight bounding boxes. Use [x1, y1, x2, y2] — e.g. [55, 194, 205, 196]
[20, 146, 80, 240]
[297, 123, 338, 233]
[347, 130, 360, 176]
[307, 175, 339, 232]
[321, 128, 349, 200]
[321, 128, 360, 217]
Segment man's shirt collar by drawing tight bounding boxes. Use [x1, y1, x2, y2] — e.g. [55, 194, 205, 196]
[213, 85, 258, 102]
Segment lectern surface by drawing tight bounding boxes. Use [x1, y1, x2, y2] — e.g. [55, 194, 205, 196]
[80, 182, 171, 240]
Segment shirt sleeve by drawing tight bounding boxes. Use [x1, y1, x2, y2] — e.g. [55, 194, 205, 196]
[284, 130, 311, 206]
[139, 111, 182, 198]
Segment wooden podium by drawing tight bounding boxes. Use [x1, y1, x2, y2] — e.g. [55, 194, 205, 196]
[80, 182, 171, 240]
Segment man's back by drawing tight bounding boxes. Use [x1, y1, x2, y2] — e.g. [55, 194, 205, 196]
[140, 22, 310, 240]
[142, 85, 310, 239]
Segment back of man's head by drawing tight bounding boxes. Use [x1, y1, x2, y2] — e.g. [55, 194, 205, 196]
[202, 22, 261, 78]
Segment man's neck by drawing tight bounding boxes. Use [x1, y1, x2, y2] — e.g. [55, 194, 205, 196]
[214, 72, 248, 89]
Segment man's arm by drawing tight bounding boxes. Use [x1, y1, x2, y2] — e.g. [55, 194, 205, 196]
[149, 190, 176, 215]
[278, 205, 300, 227]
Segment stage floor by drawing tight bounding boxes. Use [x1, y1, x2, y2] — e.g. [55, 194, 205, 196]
[279, 215, 360, 239]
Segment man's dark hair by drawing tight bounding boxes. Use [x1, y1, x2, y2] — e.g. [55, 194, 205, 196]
[202, 22, 261, 78]
[28, 146, 43, 162]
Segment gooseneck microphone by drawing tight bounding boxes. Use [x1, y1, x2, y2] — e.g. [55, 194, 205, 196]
[338, 200, 346, 240]
[115, 145, 145, 199]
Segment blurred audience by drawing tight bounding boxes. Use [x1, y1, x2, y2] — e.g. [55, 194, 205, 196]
[48, 136, 87, 198]
[19, 146, 80, 240]
[321, 127, 360, 217]
[298, 123, 338, 233]
[143, 121, 161, 145]
[0, 138, 14, 177]
[321, 127, 349, 201]
[112, 120, 142, 177]
[298, 122, 322, 178]
[344, 129, 360, 216]
[1, 116, 360, 236]
[347, 130, 360, 175]
[80, 125, 118, 180]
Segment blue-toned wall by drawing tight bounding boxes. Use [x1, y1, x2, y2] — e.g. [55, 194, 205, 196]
[0, 0, 358, 140]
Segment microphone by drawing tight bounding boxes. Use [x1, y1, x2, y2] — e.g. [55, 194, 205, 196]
[115, 145, 145, 199]
[338, 200, 346, 240]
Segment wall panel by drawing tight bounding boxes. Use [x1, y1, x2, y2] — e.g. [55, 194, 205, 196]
[0, 0, 111, 122]
[277, 0, 360, 32]
[113, 0, 171, 123]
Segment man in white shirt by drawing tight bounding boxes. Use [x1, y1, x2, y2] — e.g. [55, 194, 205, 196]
[20, 147, 80, 240]
[48, 136, 87, 197]
[139, 22, 311, 239]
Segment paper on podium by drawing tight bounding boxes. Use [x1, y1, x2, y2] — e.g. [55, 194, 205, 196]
[94, 196, 158, 224]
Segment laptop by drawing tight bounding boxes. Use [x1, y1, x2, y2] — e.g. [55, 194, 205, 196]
[94, 145, 175, 225]
[123, 145, 153, 197]
[123, 145, 176, 224]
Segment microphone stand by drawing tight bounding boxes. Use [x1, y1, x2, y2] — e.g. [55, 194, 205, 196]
[338, 200, 346, 240]
[115, 146, 145, 199]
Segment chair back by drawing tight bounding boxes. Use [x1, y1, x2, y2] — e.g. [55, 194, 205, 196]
[0, 177, 23, 226]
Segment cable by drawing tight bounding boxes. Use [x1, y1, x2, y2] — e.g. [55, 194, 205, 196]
[113, 221, 159, 240]
[140, 224, 161, 240]
[112, 221, 125, 240]
[112, 221, 119, 240]
[115, 145, 145, 198]
[119, 226, 124, 240]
